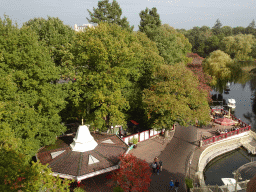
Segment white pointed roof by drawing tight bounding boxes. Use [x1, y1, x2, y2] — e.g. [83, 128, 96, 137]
[88, 155, 100, 165]
[70, 125, 98, 152]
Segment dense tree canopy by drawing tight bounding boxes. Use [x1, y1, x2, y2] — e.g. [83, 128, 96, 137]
[221, 34, 255, 60]
[143, 63, 211, 130]
[87, 0, 134, 32]
[221, 26, 233, 36]
[23, 16, 75, 78]
[0, 145, 71, 192]
[138, 7, 161, 37]
[66, 22, 164, 132]
[202, 50, 233, 82]
[233, 26, 246, 35]
[0, 16, 67, 159]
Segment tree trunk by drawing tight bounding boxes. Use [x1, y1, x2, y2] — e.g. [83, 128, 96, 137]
[164, 129, 170, 138]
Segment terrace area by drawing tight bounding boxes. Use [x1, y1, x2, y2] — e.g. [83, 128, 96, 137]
[197, 108, 251, 147]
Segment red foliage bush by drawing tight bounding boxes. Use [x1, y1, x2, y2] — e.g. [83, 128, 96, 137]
[186, 53, 213, 103]
[108, 153, 152, 192]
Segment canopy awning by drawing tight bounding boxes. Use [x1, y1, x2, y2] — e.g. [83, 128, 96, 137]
[215, 117, 237, 126]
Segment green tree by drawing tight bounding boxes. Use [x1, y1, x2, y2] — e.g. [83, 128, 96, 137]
[212, 19, 222, 35]
[125, 31, 165, 128]
[249, 19, 256, 28]
[143, 63, 211, 134]
[69, 22, 153, 132]
[138, 7, 161, 38]
[87, 0, 134, 32]
[23, 16, 76, 78]
[221, 34, 255, 60]
[142, 23, 192, 65]
[204, 35, 220, 56]
[0, 15, 67, 159]
[186, 27, 207, 57]
[0, 145, 72, 192]
[233, 26, 245, 35]
[246, 19, 256, 35]
[202, 50, 233, 82]
[221, 26, 233, 36]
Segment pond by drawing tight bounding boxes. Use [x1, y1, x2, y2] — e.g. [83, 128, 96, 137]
[204, 66, 256, 185]
[204, 147, 255, 186]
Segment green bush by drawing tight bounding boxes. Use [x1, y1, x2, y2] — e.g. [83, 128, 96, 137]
[74, 187, 86, 192]
[130, 137, 138, 144]
[185, 177, 194, 189]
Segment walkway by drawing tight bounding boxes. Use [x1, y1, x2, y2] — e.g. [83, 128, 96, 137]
[131, 124, 198, 192]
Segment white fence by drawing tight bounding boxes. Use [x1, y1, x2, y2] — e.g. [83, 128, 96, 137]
[121, 125, 175, 144]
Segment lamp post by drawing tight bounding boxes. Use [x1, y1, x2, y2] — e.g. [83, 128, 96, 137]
[189, 159, 192, 178]
[232, 170, 242, 192]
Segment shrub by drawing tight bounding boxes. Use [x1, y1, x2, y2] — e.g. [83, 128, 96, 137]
[185, 177, 194, 189]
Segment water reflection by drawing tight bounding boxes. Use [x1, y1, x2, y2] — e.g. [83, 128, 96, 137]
[210, 69, 256, 132]
[205, 63, 256, 185]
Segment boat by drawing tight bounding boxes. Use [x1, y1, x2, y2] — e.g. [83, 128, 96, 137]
[221, 178, 242, 192]
[227, 99, 236, 109]
[225, 82, 231, 91]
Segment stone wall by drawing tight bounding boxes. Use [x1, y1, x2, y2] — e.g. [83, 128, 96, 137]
[196, 131, 252, 187]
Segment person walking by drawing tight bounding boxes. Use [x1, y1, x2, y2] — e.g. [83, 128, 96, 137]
[152, 162, 157, 173]
[169, 179, 174, 191]
[174, 179, 179, 192]
[156, 162, 160, 175]
[159, 160, 163, 171]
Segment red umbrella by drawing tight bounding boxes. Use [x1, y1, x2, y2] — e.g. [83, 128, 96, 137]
[214, 117, 236, 126]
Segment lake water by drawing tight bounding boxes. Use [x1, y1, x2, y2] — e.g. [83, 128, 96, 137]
[204, 74, 256, 185]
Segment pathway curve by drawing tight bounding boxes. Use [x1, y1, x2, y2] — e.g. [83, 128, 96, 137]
[131, 124, 198, 192]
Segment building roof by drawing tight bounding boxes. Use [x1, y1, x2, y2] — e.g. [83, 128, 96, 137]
[37, 132, 129, 181]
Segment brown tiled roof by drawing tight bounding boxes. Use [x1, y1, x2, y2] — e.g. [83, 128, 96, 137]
[37, 133, 128, 179]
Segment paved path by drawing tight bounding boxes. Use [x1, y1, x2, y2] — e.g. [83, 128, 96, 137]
[131, 124, 198, 192]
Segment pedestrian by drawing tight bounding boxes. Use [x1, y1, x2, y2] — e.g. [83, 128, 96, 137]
[152, 162, 157, 173]
[154, 157, 158, 163]
[156, 162, 160, 175]
[174, 179, 179, 192]
[169, 179, 174, 190]
[159, 160, 163, 171]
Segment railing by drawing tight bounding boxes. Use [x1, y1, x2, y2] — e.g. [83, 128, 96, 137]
[201, 126, 251, 146]
[191, 179, 250, 192]
[121, 125, 175, 145]
[201, 109, 251, 147]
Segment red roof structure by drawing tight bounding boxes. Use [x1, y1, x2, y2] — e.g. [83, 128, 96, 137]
[36, 130, 129, 181]
[214, 117, 237, 126]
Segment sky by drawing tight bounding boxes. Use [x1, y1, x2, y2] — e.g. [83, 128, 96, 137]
[0, 0, 256, 31]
